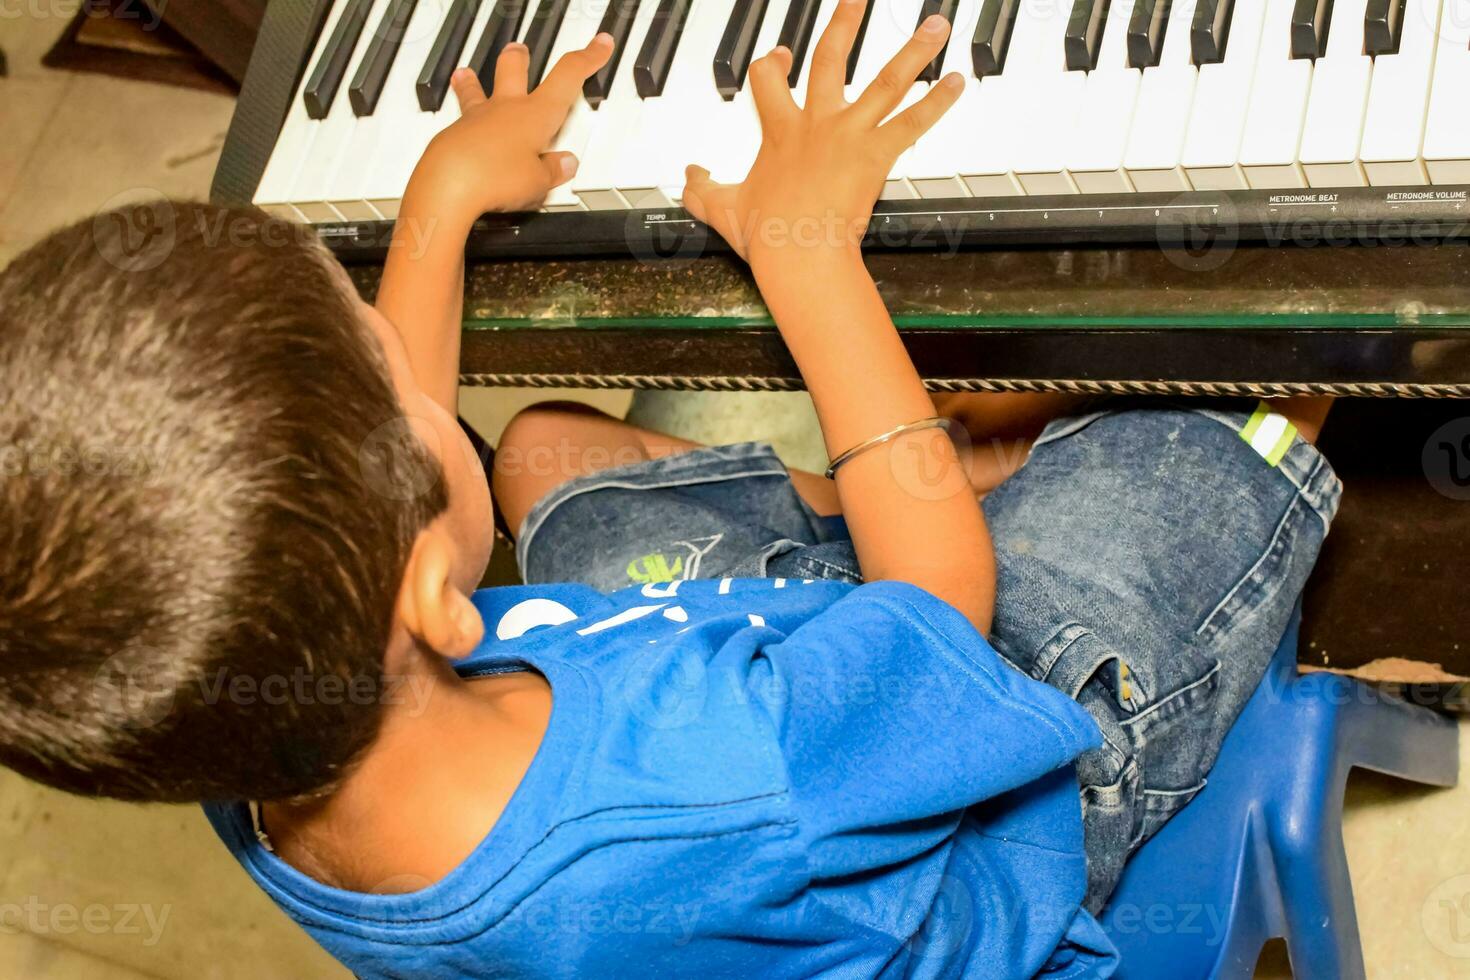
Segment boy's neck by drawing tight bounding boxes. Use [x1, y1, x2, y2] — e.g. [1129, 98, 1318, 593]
[260, 652, 552, 893]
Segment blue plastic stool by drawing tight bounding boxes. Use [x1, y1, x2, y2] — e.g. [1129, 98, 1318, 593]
[1099, 612, 1460, 978]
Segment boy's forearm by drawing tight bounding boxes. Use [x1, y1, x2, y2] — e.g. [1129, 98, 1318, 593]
[754, 248, 995, 631]
[371, 42, 613, 413]
[374, 168, 478, 413]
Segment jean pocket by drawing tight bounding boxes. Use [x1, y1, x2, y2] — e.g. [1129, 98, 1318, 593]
[1031, 409, 1112, 450]
[1119, 657, 1222, 803]
[1136, 781, 1207, 845]
[776, 542, 863, 584]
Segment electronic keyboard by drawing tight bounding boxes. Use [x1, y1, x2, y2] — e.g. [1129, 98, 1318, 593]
[214, 0, 1470, 259]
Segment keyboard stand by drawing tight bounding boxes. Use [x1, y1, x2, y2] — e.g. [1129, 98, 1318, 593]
[345, 239, 1470, 398]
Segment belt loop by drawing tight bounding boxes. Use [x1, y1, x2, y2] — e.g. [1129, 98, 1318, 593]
[1037, 624, 1143, 710]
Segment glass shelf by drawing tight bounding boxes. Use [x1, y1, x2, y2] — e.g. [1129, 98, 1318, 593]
[354, 241, 1470, 331]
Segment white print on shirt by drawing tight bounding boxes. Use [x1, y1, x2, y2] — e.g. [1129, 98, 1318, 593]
[491, 576, 825, 646]
[496, 598, 580, 640]
[576, 604, 668, 636]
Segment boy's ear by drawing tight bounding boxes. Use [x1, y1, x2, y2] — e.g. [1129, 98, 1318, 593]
[396, 528, 485, 661]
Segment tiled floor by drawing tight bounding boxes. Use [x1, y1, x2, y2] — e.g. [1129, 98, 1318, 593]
[3, 9, 1470, 979]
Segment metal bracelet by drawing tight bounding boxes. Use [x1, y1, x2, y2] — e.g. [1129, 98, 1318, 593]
[824, 416, 958, 480]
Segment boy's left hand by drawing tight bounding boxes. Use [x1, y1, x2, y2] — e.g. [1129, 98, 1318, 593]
[415, 34, 613, 216]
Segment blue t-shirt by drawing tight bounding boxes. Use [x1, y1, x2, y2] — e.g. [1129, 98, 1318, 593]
[206, 578, 1117, 978]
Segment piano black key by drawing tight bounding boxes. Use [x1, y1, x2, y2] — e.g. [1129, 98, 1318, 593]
[1065, 0, 1110, 71]
[1289, 0, 1332, 59]
[778, 0, 823, 87]
[1191, 0, 1234, 63]
[846, 0, 875, 84]
[1127, 0, 1171, 69]
[584, 0, 642, 108]
[467, 0, 530, 93]
[349, 0, 419, 116]
[972, 0, 1020, 77]
[303, 0, 374, 118]
[524, 0, 573, 88]
[714, 0, 770, 99]
[918, 0, 961, 82]
[635, 0, 692, 98]
[418, 0, 483, 111]
[1363, 0, 1404, 55]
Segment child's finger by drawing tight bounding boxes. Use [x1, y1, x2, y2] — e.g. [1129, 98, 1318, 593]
[541, 151, 579, 188]
[451, 68, 488, 112]
[878, 72, 963, 155]
[682, 165, 741, 244]
[807, 0, 869, 112]
[494, 42, 530, 97]
[533, 33, 614, 108]
[850, 13, 951, 128]
[749, 48, 797, 130]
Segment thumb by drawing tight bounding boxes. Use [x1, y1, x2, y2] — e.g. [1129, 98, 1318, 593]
[541, 151, 579, 189]
[682, 165, 738, 226]
[682, 166, 715, 220]
[683, 165, 746, 256]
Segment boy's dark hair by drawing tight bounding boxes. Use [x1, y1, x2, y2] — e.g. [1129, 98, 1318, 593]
[0, 202, 447, 802]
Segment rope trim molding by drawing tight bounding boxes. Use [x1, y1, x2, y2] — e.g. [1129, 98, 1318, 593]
[459, 373, 1470, 398]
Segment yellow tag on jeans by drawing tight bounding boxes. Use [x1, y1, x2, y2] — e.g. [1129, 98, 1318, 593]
[1239, 402, 1298, 467]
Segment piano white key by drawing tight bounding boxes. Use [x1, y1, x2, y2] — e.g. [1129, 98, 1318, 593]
[286, 0, 396, 222]
[848, 0, 926, 95]
[1424, 0, 1470, 182]
[1298, 0, 1374, 185]
[846, 1, 930, 200]
[709, 0, 837, 188]
[613, 0, 740, 207]
[571, 0, 668, 208]
[953, 0, 1065, 195]
[904, 0, 984, 197]
[1360, 0, 1446, 185]
[542, 0, 627, 211]
[437, 0, 511, 124]
[1014, 0, 1089, 195]
[1065, 0, 1142, 193]
[1239, 0, 1314, 186]
[329, 0, 449, 220]
[256, 0, 359, 220]
[1180, 0, 1272, 189]
[1122, 0, 1202, 191]
[721, 0, 801, 191]
[379, 0, 474, 216]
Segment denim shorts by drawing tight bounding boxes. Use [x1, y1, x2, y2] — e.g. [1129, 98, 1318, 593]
[515, 402, 1342, 909]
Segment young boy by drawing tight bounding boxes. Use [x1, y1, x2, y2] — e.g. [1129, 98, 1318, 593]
[0, 5, 1338, 977]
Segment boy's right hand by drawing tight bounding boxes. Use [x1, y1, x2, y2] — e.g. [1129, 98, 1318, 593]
[416, 35, 613, 217]
[683, 0, 962, 269]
